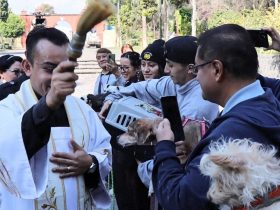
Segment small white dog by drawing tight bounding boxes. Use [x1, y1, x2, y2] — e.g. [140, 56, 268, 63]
[200, 139, 280, 210]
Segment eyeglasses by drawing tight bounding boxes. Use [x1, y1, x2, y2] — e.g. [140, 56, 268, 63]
[188, 61, 212, 75]
[119, 66, 130, 71]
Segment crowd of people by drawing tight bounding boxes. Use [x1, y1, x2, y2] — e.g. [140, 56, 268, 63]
[0, 24, 280, 210]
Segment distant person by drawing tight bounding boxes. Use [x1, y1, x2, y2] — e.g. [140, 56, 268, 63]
[141, 39, 166, 80]
[94, 48, 125, 95]
[121, 43, 134, 54]
[0, 54, 23, 83]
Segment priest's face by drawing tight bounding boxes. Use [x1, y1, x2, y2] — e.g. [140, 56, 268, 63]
[26, 39, 68, 96]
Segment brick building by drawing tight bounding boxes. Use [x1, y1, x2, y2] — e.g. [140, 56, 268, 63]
[19, 11, 105, 48]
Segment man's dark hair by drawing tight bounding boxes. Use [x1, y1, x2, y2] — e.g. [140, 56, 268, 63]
[96, 48, 112, 54]
[197, 24, 259, 79]
[26, 27, 69, 64]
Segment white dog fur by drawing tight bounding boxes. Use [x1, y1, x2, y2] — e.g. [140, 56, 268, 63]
[200, 139, 280, 210]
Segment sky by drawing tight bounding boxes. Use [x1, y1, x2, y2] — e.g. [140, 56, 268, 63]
[8, 0, 86, 14]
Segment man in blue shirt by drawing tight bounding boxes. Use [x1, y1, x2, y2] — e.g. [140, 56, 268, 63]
[152, 24, 280, 210]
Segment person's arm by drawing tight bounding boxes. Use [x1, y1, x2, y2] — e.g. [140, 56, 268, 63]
[152, 119, 217, 210]
[114, 74, 126, 86]
[22, 96, 54, 159]
[99, 76, 173, 119]
[257, 74, 280, 100]
[137, 160, 154, 188]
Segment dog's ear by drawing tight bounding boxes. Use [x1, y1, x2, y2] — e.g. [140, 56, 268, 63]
[209, 154, 246, 171]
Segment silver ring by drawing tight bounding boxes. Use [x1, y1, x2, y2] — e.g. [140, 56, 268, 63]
[67, 166, 70, 172]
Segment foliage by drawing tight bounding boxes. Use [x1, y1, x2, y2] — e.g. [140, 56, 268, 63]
[168, 0, 188, 8]
[175, 7, 192, 35]
[35, 3, 55, 14]
[207, 9, 266, 29]
[0, 13, 25, 38]
[119, 0, 142, 45]
[265, 6, 280, 30]
[140, 0, 158, 17]
[107, 14, 117, 26]
[0, 0, 8, 22]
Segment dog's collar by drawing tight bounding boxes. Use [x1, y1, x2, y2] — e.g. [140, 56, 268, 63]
[233, 186, 280, 210]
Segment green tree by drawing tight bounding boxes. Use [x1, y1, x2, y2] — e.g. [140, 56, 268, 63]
[119, 0, 142, 45]
[35, 3, 55, 14]
[0, 13, 25, 47]
[140, 0, 158, 47]
[175, 8, 192, 35]
[0, 0, 8, 22]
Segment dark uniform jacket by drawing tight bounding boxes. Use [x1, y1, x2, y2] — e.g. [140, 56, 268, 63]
[152, 89, 280, 210]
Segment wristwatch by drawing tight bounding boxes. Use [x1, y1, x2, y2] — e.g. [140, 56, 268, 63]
[87, 154, 98, 174]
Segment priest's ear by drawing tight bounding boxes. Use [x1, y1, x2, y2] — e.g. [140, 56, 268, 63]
[22, 59, 32, 77]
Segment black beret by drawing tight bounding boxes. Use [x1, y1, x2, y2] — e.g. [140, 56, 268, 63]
[165, 35, 198, 64]
[141, 39, 166, 69]
[0, 54, 23, 72]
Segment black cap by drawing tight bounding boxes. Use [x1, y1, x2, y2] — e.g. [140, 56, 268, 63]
[141, 39, 166, 69]
[0, 54, 23, 73]
[165, 36, 198, 64]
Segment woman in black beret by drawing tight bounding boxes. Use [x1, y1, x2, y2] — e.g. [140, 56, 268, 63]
[0, 54, 23, 82]
[141, 39, 166, 80]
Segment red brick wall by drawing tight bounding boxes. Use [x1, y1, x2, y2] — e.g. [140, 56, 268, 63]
[20, 11, 105, 48]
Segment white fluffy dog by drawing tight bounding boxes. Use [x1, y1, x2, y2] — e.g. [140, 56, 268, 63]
[200, 139, 280, 210]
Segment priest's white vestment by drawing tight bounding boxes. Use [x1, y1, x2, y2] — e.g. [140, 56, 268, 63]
[0, 80, 112, 210]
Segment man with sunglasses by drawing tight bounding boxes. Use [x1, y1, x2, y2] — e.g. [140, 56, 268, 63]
[153, 24, 280, 210]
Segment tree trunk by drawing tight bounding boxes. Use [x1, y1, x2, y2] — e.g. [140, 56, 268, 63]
[152, 16, 156, 39]
[191, 0, 197, 36]
[159, 0, 163, 39]
[163, 0, 168, 40]
[165, 0, 169, 40]
[142, 15, 147, 48]
[117, 0, 122, 47]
